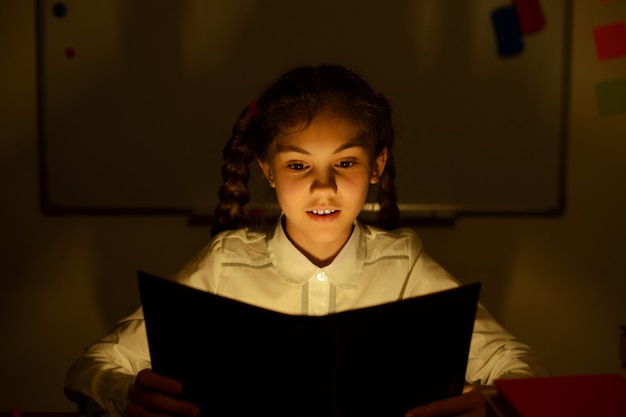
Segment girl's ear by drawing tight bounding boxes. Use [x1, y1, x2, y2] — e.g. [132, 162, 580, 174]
[257, 159, 275, 188]
[370, 148, 388, 184]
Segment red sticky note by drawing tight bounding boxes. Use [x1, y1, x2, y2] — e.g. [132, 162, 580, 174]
[513, 0, 546, 34]
[493, 374, 626, 417]
[593, 22, 626, 61]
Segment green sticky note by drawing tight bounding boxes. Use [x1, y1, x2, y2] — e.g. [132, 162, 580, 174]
[595, 78, 626, 116]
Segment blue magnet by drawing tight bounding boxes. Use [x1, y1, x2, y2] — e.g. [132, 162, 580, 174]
[53, 3, 68, 18]
[491, 6, 524, 57]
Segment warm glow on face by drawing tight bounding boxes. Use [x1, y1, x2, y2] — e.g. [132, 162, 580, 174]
[259, 110, 386, 265]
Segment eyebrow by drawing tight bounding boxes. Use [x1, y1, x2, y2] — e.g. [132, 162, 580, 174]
[275, 137, 370, 155]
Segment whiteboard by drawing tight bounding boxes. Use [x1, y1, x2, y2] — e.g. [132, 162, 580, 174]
[36, 0, 570, 220]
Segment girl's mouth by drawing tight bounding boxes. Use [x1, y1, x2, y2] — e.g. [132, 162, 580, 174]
[309, 209, 337, 216]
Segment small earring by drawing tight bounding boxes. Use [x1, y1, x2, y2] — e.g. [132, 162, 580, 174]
[267, 177, 274, 185]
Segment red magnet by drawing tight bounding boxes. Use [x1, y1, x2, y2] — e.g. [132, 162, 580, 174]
[512, 0, 545, 34]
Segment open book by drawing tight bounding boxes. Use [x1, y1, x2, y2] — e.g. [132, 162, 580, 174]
[138, 271, 480, 417]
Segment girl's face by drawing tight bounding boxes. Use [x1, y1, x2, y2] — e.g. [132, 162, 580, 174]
[259, 109, 387, 266]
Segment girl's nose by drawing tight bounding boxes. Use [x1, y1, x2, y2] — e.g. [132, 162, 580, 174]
[310, 170, 337, 194]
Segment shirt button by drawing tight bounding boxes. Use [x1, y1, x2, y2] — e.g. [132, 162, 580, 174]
[316, 272, 327, 282]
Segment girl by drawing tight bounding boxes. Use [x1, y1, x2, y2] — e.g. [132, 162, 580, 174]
[65, 65, 549, 417]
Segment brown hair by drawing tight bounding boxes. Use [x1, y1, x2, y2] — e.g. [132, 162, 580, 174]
[211, 65, 399, 236]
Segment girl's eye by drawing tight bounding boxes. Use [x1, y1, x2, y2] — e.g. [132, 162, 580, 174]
[287, 162, 307, 171]
[337, 160, 356, 168]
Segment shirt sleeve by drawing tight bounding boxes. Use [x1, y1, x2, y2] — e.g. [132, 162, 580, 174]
[63, 235, 225, 417]
[404, 245, 550, 385]
[64, 308, 151, 417]
[466, 304, 551, 384]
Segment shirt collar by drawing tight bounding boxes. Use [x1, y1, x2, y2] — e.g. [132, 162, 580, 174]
[267, 217, 366, 289]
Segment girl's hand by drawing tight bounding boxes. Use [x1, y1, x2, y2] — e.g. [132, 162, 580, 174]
[126, 369, 200, 417]
[405, 385, 493, 417]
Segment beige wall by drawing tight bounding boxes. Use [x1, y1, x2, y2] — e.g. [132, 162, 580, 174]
[1, 0, 625, 412]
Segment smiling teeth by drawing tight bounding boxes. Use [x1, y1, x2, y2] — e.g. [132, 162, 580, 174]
[310, 209, 336, 215]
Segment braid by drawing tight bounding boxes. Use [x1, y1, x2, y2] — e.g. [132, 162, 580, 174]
[211, 109, 255, 236]
[370, 91, 400, 230]
[376, 151, 400, 230]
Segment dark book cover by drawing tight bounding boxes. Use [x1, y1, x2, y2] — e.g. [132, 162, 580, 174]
[138, 271, 480, 417]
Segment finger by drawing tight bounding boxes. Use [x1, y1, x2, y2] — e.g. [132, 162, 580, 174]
[129, 370, 200, 417]
[127, 391, 199, 417]
[405, 390, 486, 417]
[405, 399, 464, 417]
[126, 401, 199, 417]
[125, 401, 172, 417]
[136, 369, 184, 395]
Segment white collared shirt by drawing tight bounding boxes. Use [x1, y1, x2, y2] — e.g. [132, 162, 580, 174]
[64, 220, 549, 417]
[180, 220, 433, 315]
